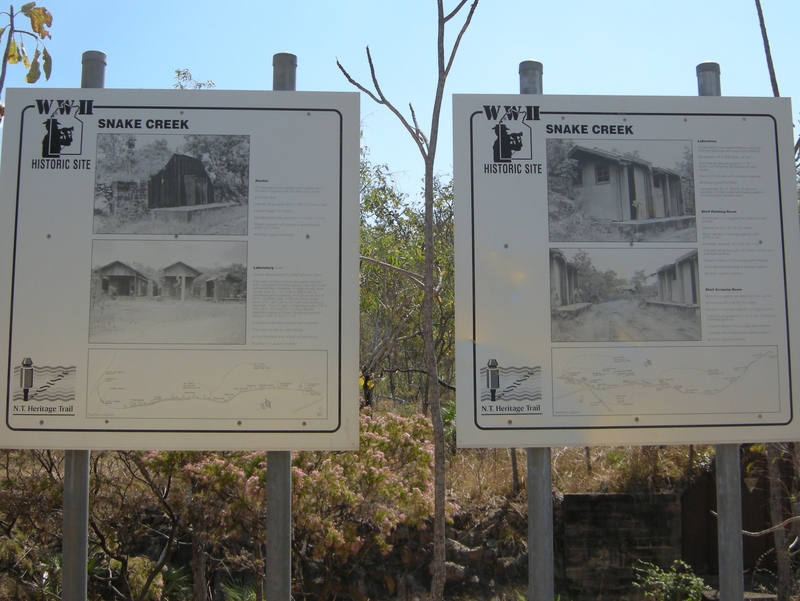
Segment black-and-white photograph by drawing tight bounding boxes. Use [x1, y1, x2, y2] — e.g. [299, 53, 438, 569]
[550, 247, 700, 342]
[93, 134, 250, 235]
[89, 240, 247, 344]
[547, 139, 696, 243]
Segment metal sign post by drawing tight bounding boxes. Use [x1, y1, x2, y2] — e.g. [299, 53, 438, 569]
[265, 51, 297, 601]
[519, 59, 555, 601]
[698, 61, 745, 601]
[62, 49, 107, 601]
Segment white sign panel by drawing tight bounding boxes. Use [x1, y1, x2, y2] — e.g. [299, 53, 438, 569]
[0, 88, 360, 450]
[454, 94, 799, 447]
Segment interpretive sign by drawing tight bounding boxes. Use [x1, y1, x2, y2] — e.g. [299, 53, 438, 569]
[0, 88, 360, 450]
[454, 94, 800, 446]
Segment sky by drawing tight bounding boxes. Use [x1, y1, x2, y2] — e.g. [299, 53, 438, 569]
[1, 0, 797, 202]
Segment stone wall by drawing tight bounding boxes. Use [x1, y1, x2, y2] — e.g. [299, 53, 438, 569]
[557, 493, 682, 600]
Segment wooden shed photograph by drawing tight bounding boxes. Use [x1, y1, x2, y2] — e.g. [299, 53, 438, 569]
[92, 261, 152, 298]
[196, 271, 246, 301]
[93, 133, 250, 236]
[161, 261, 202, 301]
[148, 154, 215, 209]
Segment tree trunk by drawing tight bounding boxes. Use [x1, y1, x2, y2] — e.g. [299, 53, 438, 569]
[790, 443, 800, 545]
[335, 4, 481, 597]
[423, 160, 447, 601]
[510, 448, 520, 495]
[254, 537, 264, 601]
[766, 443, 791, 601]
[191, 533, 210, 601]
[0, 7, 16, 105]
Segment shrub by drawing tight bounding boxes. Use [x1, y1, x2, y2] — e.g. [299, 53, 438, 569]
[292, 409, 433, 562]
[633, 559, 709, 601]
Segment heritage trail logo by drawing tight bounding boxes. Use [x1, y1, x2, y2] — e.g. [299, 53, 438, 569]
[31, 99, 93, 170]
[481, 104, 542, 174]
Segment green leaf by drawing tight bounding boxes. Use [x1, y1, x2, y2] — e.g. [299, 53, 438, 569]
[41, 46, 51, 79]
[7, 39, 21, 64]
[0, 26, 7, 41]
[19, 2, 37, 13]
[26, 49, 41, 83]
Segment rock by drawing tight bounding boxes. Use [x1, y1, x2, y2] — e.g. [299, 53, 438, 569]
[398, 574, 423, 601]
[447, 537, 484, 565]
[496, 556, 519, 579]
[445, 561, 468, 582]
[458, 529, 484, 548]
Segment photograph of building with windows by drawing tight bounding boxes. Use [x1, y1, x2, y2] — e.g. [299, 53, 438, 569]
[548, 139, 696, 242]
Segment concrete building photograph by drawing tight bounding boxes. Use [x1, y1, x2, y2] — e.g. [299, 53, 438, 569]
[548, 139, 696, 242]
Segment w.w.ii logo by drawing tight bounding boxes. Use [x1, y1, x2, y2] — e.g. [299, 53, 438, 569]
[35, 99, 93, 159]
[481, 104, 543, 174]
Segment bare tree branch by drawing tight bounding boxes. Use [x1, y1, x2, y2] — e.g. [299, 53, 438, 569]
[754, 0, 780, 97]
[443, 0, 479, 79]
[443, 0, 470, 23]
[377, 367, 455, 391]
[360, 255, 424, 288]
[133, 518, 180, 601]
[336, 48, 428, 158]
[711, 510, 800, 537]
[362, 307, 419, 379]
[409, 103, 429, 149]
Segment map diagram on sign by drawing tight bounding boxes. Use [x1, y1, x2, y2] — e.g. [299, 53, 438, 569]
[552, 346, 779, 417]
[87, 349, 327, 421]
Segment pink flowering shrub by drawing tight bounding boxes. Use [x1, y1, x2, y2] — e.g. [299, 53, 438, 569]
[140, 450, 268, 577]
[0, 412, 432, 599]
[292, 410, 434, 563]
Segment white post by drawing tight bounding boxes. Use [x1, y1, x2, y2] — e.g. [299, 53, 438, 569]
[264, 51, 297, 601]
[62, 450, 90, 601]
[519, 59, 554, 601]
[697, 60, 744, 601]
[62, 49, 106, 601]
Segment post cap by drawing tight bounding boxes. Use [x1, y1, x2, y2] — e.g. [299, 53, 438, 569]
[696, 62, 720, 76]
[81, 50, 107, 64]
[273, 52, 298, 67]
[519, 60, 543, 74]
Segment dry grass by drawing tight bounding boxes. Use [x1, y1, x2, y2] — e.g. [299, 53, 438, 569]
[447, 444, 716, 505]
[89, 296, 246, 344]
[448, 448, 524, 506]
[551, 444, 715, 494]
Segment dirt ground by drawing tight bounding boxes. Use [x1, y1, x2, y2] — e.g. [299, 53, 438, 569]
[552, 297, 701, 342]
[89, 296, 246, 344]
